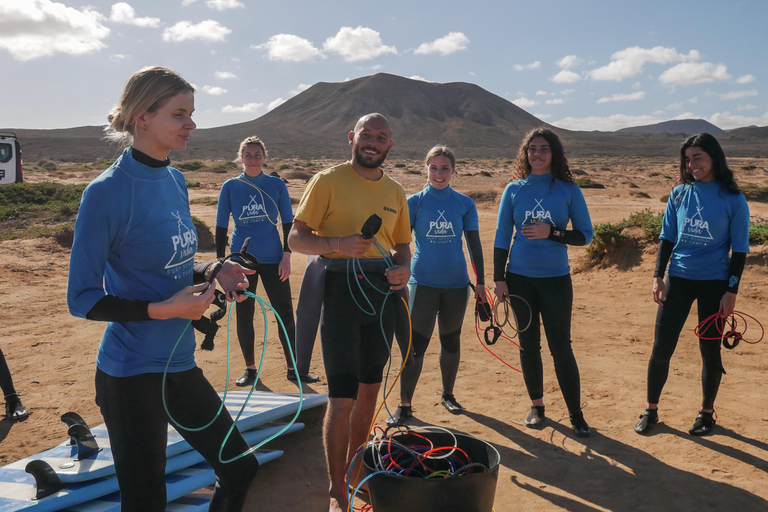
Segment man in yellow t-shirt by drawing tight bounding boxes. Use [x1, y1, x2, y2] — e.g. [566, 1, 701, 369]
[289, 113, 411, 512]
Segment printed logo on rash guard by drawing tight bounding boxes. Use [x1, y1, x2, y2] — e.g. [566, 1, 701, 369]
[681, 206, 713, 245]
[165, 211, 197, 276]
[523, 199, 554, 225]
[239, 195, 269, 223]
[426, 210, 456, 242]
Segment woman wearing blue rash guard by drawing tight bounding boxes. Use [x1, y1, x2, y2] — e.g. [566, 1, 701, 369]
[67, 66, 259, 512]
[387, 145, 487, 426]
[216, 137, 318, 386]
[493, 128, 593, 437]
[634, 133, 750, 437]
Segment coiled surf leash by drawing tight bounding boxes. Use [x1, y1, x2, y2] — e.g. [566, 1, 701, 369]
[694, 310, 764, 349]
[470, 283, 530, 373]
[161, 236, 302, 463]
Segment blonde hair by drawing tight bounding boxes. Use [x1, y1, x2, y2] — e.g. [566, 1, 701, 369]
[236, 136, 268, 164]
[105, 66, 194, 143]
[424, 145, 456, 168]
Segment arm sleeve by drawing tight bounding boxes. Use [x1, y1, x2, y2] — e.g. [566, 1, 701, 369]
[493, 247, 509, 283]
[729, 194, 751, 253]
[726, 252, 746, 293]
[548, 227, 587, 245]
[567, 186, 593, 245]
[653, 238, 675, 278]
[282, 223, 292, 252]
[86, 296, 151, 322]
[215, 226, 228, 259]
[277, 180, 294, 224]
[493, 183, 515, 251]
[193, 261, 213, 284]
[465, 230, 485, 285]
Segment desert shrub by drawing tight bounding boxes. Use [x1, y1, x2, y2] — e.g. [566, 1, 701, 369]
[464, 189, 498, 202]
[649, 172, 662, 177]
[277, 164, 291, 170]
[177, 160, 205, 171]
[190, 197, 218, 206]
[191, 216, 214, 250]
[394, 163, 406, 168]
[749, 223, 768, 245]
[91, 158, 115, 169]
[221, 161, 239, 170]
[284, 170, 313, 180]
[185, 179, 199, 188]
[741, 186, 768, 202]
[625, 209, 663, 241]
[742, 165, 757, 171]
[405, 169, 422, 175]
[660, 194, 669, 203]
[0, 183, 85, 241]
[36, 159, 58, 171]
[571, 168, 587, 176]
[626, 181, 638, 188]
[478, 171, 492, 177]
[575, 177, 605, 189]
[586, 222, 627, 263]
[630, 191, 651, 199]
[66, 165, 92, 173]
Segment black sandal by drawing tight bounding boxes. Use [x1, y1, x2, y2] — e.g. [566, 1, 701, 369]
[570, 411, 591, 438]
[235, 368, 258, 387]
[634, 408, 659, 435]
[441, 394, 464, 414]
[523, 405, 546, 428]
[386, 405, 413, 426]
[689, 410, 716, 436]
[4, 394, 29, 422]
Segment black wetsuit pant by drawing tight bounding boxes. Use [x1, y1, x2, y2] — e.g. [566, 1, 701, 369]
[0, 348, 19, 399]
[507, 273, 582, 414]
[647, 276, 727, 410]
[95, 367, 259, 512]
[399, 285, 469, 402]
[236, 263, 296, 368]
[320, 271, 395, 399]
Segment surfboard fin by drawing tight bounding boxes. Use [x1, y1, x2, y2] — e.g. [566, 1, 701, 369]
[25, 460, 62, 500]
[61, 412, 89, 445]
[67, 423, 101, 460]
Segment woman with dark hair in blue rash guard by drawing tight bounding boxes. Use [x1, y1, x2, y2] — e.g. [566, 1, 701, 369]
[493, 128, 593, 437]
[387, 145, 487, 426]
[67, 66, 259, 512]
[216, 136, 319, 386]
[635, 133, 750, 437]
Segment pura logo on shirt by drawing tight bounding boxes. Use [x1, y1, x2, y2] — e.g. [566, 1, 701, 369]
[523, 199, 554, 225]
[165, 211, 197, 273]
[426, 210, 456, 240]
[239, 195, 268, 222]
[682, 207, 713, 243]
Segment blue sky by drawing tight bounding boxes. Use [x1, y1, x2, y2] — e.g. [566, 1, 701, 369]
[1, 0, 766, 132]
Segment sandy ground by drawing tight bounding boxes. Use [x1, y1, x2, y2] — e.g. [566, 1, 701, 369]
[2, 157, 768, 511]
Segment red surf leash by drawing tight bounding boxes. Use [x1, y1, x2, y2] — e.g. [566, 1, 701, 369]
[694, 311, 764, 349]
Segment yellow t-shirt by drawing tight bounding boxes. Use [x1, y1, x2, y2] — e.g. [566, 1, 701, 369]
[294, 162, 411, 259]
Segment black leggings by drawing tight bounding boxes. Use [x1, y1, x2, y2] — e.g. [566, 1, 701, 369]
[0, 348, 19, 400]
[320, 271, 395, 399]
[399, 285, 469, 402]
[507, 273, 582, 414]
[647, 276, 727, 409]
[236, 264, 296, 368]
[95, 367, 259, 512]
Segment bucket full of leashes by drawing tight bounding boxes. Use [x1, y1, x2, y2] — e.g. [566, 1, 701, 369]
[361, 427, 500, 512]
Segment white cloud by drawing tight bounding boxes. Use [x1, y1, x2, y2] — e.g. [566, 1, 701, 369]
[0, 0, 110, 61]
[201, 85, 227, 95]
[267, 98, 285, 111]
[551, 70, 580, 83]
[737, 104, 757, 111]
[205, 0, 244, 9]
[557, 55, 581, 69]
[532, 113, 552, 120]
[707, 110, 768, 130]
[596, 91, 645, 103]
[535, 90, 548, 96]
[408, 75, 430, 82]
[667, 102, 684, 110]
[720, 89, 758, 100]
[658, 61, 730, 85]
[545, 98, 564, 105]
[215, 71, 237, 79]
[736, 74, 755, 84]
[109, 3, 160, 28]
[110, 53, 128, 61]
[553, 113, 662, 131]
[252, 34, 321, 62]
[323, 26, 396, 62]
[631, 81, 642, 89]
[290, 83, 312, 95]
[513, 61, 540, 71]
[222, 102, 263, 113]
[413, 31, 469, 56]
[589, 46, 698, 81]
[689, 97, 698, 103]
[512, 97, 538, 108]
[181, 0, 196, 5]
[162, 20, 230, 42]
[560, 88, 575, 95]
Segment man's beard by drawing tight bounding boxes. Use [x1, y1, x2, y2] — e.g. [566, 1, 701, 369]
[353, 144, 389, 169]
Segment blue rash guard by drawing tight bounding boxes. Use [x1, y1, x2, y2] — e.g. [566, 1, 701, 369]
[408, 185, 479, 288]
[660, 181, 750, 281]
[67, 148, 198, 377]
[494, 173, 593, 278]
[216, 172, 293, 263]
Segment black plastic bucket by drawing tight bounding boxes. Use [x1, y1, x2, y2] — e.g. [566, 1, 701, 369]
[362, 431, 500, 512]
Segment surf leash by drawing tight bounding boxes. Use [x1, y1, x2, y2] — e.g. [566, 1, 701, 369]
[694, 310, 764, 349]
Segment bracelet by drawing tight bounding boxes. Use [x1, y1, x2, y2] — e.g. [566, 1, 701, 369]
[337, 236, 343, 255]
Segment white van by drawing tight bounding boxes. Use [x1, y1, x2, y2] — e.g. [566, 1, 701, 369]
[0, 132, 23, 184]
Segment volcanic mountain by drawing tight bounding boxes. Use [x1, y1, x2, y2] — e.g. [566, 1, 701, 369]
[618, 119, 725, 135]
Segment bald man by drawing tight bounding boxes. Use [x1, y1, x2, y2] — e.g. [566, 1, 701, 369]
[289, 113, 411, 512]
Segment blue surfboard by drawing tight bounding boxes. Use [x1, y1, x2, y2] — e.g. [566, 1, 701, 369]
[60, 450, 285, 512]
[0, 417, 308, 512]
[37, 391, 326, 484]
